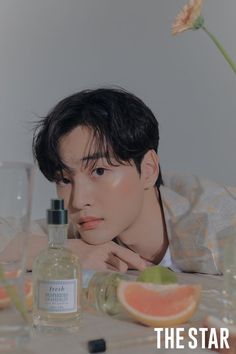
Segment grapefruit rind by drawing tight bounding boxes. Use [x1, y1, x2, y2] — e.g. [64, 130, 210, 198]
[117, 281, 201, 327]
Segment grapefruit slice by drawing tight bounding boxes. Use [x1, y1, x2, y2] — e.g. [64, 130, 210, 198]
[117, 281, 201, 327]
[0, 279, 33, 310]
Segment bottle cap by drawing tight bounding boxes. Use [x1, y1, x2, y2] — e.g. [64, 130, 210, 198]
[88, 338, 106, 353]
[47, 199, 68, 225]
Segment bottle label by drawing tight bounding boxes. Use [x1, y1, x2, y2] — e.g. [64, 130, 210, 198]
[37, 279, 77, 313]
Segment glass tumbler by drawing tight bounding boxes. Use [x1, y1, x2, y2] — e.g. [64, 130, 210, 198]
[222, 234, 236, 325]
[0, 162, 34, 351]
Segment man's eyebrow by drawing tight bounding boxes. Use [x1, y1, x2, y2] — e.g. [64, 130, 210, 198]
[81, 152, 108, 162]
[64, 153, 112, 176]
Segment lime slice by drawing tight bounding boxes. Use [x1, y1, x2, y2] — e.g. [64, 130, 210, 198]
[137, 265, 177, 284]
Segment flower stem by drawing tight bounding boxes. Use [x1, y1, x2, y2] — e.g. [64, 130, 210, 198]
[202, 26, 236, 75]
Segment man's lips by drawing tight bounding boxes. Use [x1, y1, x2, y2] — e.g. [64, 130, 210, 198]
[79, 217, 103, 230]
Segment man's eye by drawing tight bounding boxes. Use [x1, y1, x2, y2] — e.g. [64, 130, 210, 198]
[92, 168, 106, 176]
[57, 177, 71, 185]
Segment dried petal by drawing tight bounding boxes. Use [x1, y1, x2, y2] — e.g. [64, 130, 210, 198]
[172, 0, 203, 35]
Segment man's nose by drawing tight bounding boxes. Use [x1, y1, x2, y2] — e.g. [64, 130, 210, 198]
[71, 179, 94, 211]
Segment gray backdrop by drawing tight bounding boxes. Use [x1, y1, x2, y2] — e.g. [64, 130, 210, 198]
[0, 0, 235, 218]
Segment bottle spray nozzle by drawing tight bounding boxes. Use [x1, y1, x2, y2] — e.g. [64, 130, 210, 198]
[51, 199, 65, 210]
[47, 199, 68, 225]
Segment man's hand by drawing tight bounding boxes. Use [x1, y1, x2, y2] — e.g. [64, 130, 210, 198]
[26, 235, 147, 272]
[67, 239, 147, 272]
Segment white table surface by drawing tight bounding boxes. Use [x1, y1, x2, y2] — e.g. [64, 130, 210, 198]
[14, 272, 224, 354]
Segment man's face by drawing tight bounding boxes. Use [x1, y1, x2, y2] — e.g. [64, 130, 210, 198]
[57, 126, 146, 245]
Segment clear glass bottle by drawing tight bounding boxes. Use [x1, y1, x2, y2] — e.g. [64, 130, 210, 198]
[82, 270, 129, 316]
[32, 199, 81, 331]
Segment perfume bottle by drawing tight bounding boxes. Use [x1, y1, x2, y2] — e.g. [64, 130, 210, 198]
[32, 199, 81, 331]
[82, 270, 129, 316]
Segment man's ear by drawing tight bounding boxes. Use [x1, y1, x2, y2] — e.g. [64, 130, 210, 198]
[141, 150, 159, 189]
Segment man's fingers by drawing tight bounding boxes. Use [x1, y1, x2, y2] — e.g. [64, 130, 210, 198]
[111, 243, 146, 271]
[142, 258, 155, 267]
[106, 263, 121, 272]
[107, 253, 128, 272]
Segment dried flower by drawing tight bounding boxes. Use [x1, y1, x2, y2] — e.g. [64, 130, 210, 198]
[172, 0, 203, 35]
[172, 0, 236, 75]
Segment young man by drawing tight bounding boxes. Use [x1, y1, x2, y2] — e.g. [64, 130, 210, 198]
[31, 88, 236, 274]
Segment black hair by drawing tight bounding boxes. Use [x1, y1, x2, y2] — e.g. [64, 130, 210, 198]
[32, 87, 163, 187]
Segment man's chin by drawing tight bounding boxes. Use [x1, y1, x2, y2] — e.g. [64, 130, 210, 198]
[80, 234, 113, 245]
